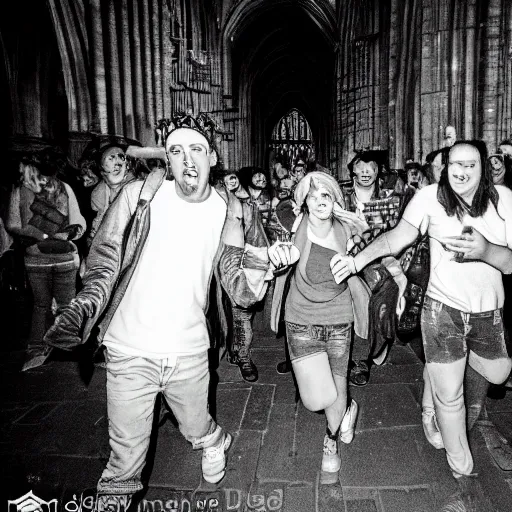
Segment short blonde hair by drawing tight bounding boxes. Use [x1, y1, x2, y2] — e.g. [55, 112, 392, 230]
[294, 171, 346, 210]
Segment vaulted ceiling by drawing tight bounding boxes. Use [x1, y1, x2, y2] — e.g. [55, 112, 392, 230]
[226, 0, 337, 162]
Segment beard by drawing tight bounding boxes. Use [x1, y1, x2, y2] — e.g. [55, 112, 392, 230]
[180, 181, 199, 195]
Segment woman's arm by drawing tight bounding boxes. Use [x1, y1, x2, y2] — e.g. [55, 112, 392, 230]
[330, 218, 420, 283]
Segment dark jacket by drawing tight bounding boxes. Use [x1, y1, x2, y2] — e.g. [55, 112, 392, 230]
[44, 169, 270, 350]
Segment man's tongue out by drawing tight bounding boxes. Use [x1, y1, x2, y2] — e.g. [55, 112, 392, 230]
[184, 168, 198, 182]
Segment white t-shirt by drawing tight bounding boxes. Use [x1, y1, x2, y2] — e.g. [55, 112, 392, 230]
[104, 181, 227, 358]
[402, 184, 512, 313]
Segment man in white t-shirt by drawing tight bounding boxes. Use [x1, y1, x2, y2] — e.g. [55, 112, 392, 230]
[44, 127, 272, 510]
[330, 141, 512, 510]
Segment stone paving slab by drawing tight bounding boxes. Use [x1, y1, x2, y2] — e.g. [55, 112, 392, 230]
[339, 429, 432, 488]
[350, 382, 421, 430]
[257, 403, 301, 481]
[239, 384, 275, 431]
[214, 386, 251, 433]
[149, 419, 203, 489]
[378, 487, 435, 512]
[487, 391, 512, 412]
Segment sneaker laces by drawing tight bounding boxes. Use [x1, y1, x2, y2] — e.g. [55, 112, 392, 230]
[238, 357, 255, 372]
[204, 444, 223, 462]
[323, 435, 337, 456]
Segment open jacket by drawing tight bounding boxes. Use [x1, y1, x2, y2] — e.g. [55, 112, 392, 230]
[44, 169, 270, 350]
[270, 213, 370, 341]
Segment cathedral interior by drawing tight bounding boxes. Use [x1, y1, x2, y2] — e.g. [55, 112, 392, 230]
[2, 0, 511, 173]
[2, 1, 512, 512]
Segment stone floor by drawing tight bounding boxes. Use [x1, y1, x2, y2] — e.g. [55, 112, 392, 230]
[2, 327, 512, 512]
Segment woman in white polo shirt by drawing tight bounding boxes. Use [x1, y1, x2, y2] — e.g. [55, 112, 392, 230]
[330, 140, 512, 506]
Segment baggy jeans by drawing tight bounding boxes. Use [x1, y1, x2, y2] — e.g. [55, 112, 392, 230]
[420, 296, 512, 476]
[97, 347, 222, 496]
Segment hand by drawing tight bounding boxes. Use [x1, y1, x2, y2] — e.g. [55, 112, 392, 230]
[43, 300, 86, 350]
[61, 224, 82, 240]
[333, 203, 369, 234]
[268, 242, 300, 270]
[51, 232, 69, 240]
[330, 254, 357, 284]
[439, 227, 489, 261]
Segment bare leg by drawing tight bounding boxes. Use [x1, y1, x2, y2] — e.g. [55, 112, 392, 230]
[325, 373, 347, 434]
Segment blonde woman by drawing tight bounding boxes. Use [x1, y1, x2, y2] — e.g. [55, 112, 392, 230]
[269, 171, 369, 473]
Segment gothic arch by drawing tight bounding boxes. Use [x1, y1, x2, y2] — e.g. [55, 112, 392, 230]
[221, 0, 337, 102]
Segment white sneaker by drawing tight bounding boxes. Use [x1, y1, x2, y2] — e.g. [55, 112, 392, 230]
[340, 399, 358, 444]
[202, 432, 232, 484]
[321, 434, 341, 472]
[422, 410, 444, 449]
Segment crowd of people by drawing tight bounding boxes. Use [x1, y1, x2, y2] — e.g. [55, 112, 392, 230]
[1, 123, 512, 512]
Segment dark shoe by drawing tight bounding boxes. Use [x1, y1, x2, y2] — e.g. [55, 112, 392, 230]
[276, 360, 292, 374]
[22, 346, 53, 372]
[226, 351, 239, 366]
[237, 356, 258, 382]
[349, 361, 370, 386]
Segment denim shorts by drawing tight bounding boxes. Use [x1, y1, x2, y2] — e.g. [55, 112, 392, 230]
[421, 296, 509, 364]
[285, 321, 352, 376]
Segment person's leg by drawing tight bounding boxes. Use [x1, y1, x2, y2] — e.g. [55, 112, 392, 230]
[323, 324, 357, 473]
[324, 324, 352, 434]
[421, 297, 473, 476]
[230, 305, 258, 382]
[162, 350, 231, 484]
[26, 265, 52, 351]
[52, 265, 77, 309]
[276, 339, 292, 374]
[349, 333, 371, 386]
[97, 348, 160, 502]
[466, 314, 512, 470]
[427, 359, 471, 475]
[421, 364, 444, 449]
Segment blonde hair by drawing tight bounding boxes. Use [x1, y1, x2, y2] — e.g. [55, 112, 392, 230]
[293, 171, 346, 210]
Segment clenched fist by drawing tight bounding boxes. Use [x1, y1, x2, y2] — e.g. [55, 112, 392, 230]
[268, 242, 300, 271]
[330, 254, 357, 284]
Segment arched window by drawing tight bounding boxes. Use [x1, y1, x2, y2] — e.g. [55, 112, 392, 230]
[270, 109, 314, 169]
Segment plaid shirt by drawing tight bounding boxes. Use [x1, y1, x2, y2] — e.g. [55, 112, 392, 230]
[342, 187, 402, 256]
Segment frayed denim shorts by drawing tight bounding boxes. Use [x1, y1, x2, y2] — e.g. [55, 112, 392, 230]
[421, 296, 509, 364]
[285, 321, 352, 376]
